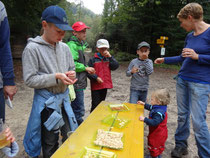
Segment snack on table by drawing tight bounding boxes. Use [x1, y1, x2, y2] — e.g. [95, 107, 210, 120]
[102, 114, 130, 129]
[94, 129, 123, 149]
[81, 147, 117, 158]
[108, 104, 129, 111]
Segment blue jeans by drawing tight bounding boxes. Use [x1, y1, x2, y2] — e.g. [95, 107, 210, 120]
[0, 88, 5, 122]
[71, 90, 85, 125]
[175, 77, 210, 157]
[129, 89, 148, 103]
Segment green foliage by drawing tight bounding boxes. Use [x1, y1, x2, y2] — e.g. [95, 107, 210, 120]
[154, 63, 181, 71]
[2, 0, 103, 49]
[111, 50, 137, 62]
[3, 0, 210, 60]
[61, 2, 103, 47]
[101, 0, 210, 59]
[3, 0, 61, 36]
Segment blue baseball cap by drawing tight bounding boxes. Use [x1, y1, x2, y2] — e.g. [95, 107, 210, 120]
[41, 5, 73, 31]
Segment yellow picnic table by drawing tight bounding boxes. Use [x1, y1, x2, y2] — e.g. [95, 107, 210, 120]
[51, 101, 144, 158]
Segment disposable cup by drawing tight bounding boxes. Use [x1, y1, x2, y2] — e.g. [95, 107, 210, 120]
[0, 120, 10, 149]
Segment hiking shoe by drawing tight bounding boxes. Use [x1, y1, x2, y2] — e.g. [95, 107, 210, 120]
[171, 146, 188, 158]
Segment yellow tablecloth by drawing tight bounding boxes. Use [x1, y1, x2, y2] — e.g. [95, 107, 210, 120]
[51, 101, 144, 158]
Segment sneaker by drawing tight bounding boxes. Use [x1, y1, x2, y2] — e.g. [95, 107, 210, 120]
[171, 146, 188, 158]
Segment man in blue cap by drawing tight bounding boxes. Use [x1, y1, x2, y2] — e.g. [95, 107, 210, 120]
[22, 5, 78, 158]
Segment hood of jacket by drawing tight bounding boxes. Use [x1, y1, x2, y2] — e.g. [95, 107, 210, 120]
[27, 36, 56, 48]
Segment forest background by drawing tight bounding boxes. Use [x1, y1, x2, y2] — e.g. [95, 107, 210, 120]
[2, 0, 210, 61]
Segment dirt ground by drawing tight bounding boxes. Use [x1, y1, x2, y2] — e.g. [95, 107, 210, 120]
[4, 59, 210, 158]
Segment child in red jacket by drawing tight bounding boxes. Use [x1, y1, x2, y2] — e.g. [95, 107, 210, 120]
[87, 39, 119, 112]
[137, 89, 170, 158]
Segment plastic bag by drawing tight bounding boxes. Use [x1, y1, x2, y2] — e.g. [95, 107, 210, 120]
[94, 129, 123, 149]
[80, 147, 117, 158]
[68, 85, 76, 101]
[102, 114, 130, 129]
[108, 104, 129, 112]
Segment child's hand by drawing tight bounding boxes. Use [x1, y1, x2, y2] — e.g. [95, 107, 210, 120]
[56, 73, 77, 85]
[131, 67, 139, 74]
[102, 50, 111, 57]
[66, 71, 78, 84]
[96, 77, 103, 83]
[66, 71, 76, 80]
[139, 116, 145, 121]
[86, 67, 96, 74]
[137, 100, 145, 105]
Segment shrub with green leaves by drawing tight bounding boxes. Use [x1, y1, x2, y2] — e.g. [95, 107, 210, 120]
[111, 51, 137, 62]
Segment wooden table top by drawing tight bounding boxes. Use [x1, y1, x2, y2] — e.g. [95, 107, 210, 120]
[51, 101, 144, 158]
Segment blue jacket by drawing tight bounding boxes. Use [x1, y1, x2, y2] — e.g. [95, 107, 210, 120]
[144, 104, 167, 126]
[23, 89, 78, 157]
[0, 1, 15, 88]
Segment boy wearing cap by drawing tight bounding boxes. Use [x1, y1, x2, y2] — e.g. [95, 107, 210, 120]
[87, 39, 119, 112]
[22, 5, 78, 158]
[126, 41, 153, 104]
[67, 21, 95, 125]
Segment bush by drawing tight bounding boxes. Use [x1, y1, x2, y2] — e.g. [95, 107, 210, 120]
[111, 51, 137, 62]
[154, 63, 181, 71]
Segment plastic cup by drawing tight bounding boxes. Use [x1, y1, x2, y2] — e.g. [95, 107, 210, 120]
[0, 120, 10, 149]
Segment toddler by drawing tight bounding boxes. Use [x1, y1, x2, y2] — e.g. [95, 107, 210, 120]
[138, 89, 170, 158]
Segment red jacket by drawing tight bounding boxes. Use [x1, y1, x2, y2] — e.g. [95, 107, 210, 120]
[87, 53, 119, 91]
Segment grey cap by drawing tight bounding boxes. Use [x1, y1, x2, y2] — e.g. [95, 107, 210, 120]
[137, 41, 150, 49]
[96, 39, 110, 48]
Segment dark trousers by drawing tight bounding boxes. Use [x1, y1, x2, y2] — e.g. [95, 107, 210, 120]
[71, 90, 85, 125]
[90, 89, 107, 112]
[0, 88, 5, 122]
[41, 106, 70, 158]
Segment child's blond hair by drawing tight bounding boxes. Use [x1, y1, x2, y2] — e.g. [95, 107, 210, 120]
[152, 88, 170, 105]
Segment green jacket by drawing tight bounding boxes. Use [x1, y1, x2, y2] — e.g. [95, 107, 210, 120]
[67, 36, 88, 90]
